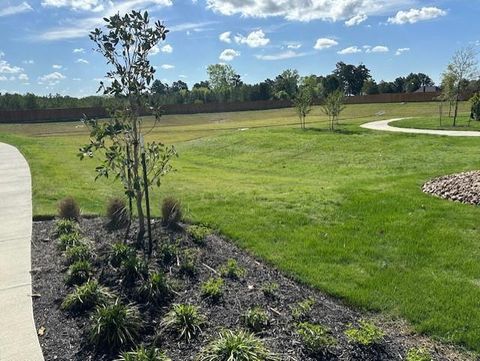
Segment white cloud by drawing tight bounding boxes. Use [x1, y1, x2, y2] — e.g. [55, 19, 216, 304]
[256, 50, 306, 61]
[73, 77, 81, 81]
[219, 49, 240, 61]
[0, 76, 7, 81]
[160, 64, 175, 69]
[0, 2, 32, 17]
[314, 38, 338, 50]
[161, 44, 173, 53]
[388, 7, 447, 25]
[0, 53, 23, 74]
[23, 59, 34, 64]
[395, 47, 410, 55]
[287, 43, 302, 49]
[41, 0, 106, 12]
[234, 30, 270, 48]
[52, 64, 63, 69]
[73, 48, 85, 53]
[18, 74, 29, 81]
[337, 46, 362, 54]
[76, 58, 89, 64]
[366, 45, 389, 53]
[179, 74, 187, 78]
[345, 13, 367, 26]
[206, 0, 412, 22]
[38, 71, 66, 85]
[219, 31, 232, 43]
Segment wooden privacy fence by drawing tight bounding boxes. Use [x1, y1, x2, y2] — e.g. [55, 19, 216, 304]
[0, 92, 458, 124]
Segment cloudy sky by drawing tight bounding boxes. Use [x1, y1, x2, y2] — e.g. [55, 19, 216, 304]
[0, 0, 478, 96]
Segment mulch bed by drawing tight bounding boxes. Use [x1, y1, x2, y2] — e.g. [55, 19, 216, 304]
[31, 218, 470, 361]
[423, 171, 480, 206]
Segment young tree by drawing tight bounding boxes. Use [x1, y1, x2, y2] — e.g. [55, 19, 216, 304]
[439, 71, 456, 118]
[293, 88, 313, 130]
[322, 90, 346, 131]
[446, 47, 478, 126]
[79, 11, 176, 253]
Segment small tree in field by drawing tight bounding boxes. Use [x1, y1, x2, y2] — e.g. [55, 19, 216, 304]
[293, 88, 312, 130]
[79, 11, 176, 254]
[470, 93, 480, 122]
[322, 90, 345, 131]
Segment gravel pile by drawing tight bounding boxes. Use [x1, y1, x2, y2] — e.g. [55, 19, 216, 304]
[422, 171, 480, 205]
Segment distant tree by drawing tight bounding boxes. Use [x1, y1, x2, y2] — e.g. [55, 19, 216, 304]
[418, 73, 434, 87]
[322, 90, 346, 131]
[333, 62, 371, 95]
[207, 64, 236, 91]
[193, 81, 210, 89]
[362, 79, 379, 95]
[405, 73, 421, 93]
[151, 80, 168, 95]
[301, 75, 323, 98]
[171, 80, 188, 92]
[321, 75, 341, 96]
[378, 81, 395, 94]
[392, 77, 406, 93]
[273, 69, 299, 99]
[293, 88, 313, 130]
[24, 93, 38, 109]
[230, 73, 243, 87]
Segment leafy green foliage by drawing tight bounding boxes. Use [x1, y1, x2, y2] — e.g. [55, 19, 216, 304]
[65, 243, 93, 265]
[121, 255, 148, 285]
[406, 348, 433, 361]
[243, 307, 269, 333]
[138, 272, 172, 305]
[158, 242, 178, 266]
[161, 304, 205, 342]
[65, 260, 93, 286]
[106, 198, 129, 230]
[55, 219, 79, 237]
[219, 259, 246, 280]
[345, 320, 384, 346]
[58, 196, 81, 221]
[187, 225, 211, 246]
[296, 322, 336, 355]
[290, 298, 315, 321]
[470, 93, 480, 121]
[90, 299, 142, 351]
[322, 90, 346, 130]
[261, 282, 279, 299]
[61, 279, 112, 312]
[197, 329, 279, 361]
[110, 242, 135, 268]
[161, 197, 182, 228]
[117, 346, 171, 361]
[201, 277, 224, 302]
[57, 232, 83, 251]
[293, 88, 312, 130]
[179, 249, 198, 277]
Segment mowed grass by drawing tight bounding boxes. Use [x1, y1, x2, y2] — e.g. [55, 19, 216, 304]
[1, 101, 480, 352]
[394, 115, 480, 130]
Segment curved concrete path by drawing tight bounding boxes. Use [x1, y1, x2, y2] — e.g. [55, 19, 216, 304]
[361, 118, 480, 137]
[0, 143, 43, 361]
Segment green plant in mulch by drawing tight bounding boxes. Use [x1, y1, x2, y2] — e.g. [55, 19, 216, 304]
[110, 242, 135, 268]
[57, 232, 83, 251]
[186, 224, 211, 246]
[90, 299, 142, 352]
[61, 279, 113, 312]
[290, 297, 315, 321]
[138, 272, 172, 305]
[116, 345, 171, 361]
[243, 307, 269, 333]
[197, 329, 279, 361]
[201, 277, 224, 302]
[261, 282, 279, 299]
[160, 304, 205, 343]
[120, 255, 148, 285]
[296, 322, 337, 356]
[65, 260, 93, 286]
[55, 219, 79, 237]
[406, 347, 433, 361]
[344, 320, 384, 347]
[65, 243, 93, 265]
[158, 242, 179, 266]
[219, 259, 246, 280]
[179, 249, 199, 277]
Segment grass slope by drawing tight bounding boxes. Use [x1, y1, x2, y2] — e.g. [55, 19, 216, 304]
[1, 102, 479, 351]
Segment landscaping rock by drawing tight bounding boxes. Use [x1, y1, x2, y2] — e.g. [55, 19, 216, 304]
[423, 171, 480, 206]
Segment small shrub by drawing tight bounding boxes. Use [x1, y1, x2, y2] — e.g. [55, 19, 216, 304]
[296, 322, 337, 356]
[243, 307, 269, 333]
[201, 277, 224, 302]
[57, 232, 83, 251]
[110, 242, 135, 268]
[117, 346, 171, 361]
[65, 243, 93, 265]
[158, 242, 178, 266]
[406, 347, 433, 361]
[161, 304, 205, 342]
[219, 259, 246, 280]
[197, 329, 279, 361]
[261, 282, 279, 299]
[65, 260, 93, 286]
[290, 298, 315, 321]
[470, 92, 480, 121]
[179, 249, 198, 277]
[121, 255, 148, 285]
[186, 224, 210, 246]
[161, 197, 182, 228]
[345, 320, 384, 347]
[90, 299, 142, 351]
[138, 272, 172, 305]
[58, 196, 81, 221]
[61, 279, 112, 312]
[106, 198, 129, 230]
[55, 219, 78, 237]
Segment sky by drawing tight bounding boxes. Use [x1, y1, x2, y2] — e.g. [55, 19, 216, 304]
[0, 0, 479, 97]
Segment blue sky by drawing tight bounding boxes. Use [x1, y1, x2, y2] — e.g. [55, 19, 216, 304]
[0, 0, 478, 97]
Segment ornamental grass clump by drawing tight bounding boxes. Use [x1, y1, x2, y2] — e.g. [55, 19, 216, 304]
[261, 282, 279, 299]
[296, 322, 337, 356]
[344, 320, 384, 347]
[55, 219, 79, 237]
[117, 346, 171, 361]
[57, 232, 83, 251]
[179, 249, 198, 277]
[65, 243, 93, 265]
[106, 198, 130, 230]
[219, 259, 246, 280]
[160, 304, 205, 343]
[161, 197, 182, 229]
[290, 297, 315, 321]
[65, 260, 93, 286]
[58, 196, 81, 221]
[197, 329, 279, 361]
[110, 242, 135, 268]
[138, 272, 172, 305]
[201, 277, 224, 302]
[90, 299, 142, 352]
[158, 242, 178, 266]
[187, 224, 210, 246]
[406, 347, 433, 361]
[121, 255, 148, 285]
[61, 279, 112, 312]
[243, 307, 269, 333]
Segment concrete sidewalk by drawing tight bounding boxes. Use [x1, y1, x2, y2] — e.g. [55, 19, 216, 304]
[361, 118, 480, 137]
[0, 143, 44, 361]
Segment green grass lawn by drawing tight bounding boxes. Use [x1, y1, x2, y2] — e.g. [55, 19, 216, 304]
[1, 101, 479, 352]
[393, 115, 480, 131]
